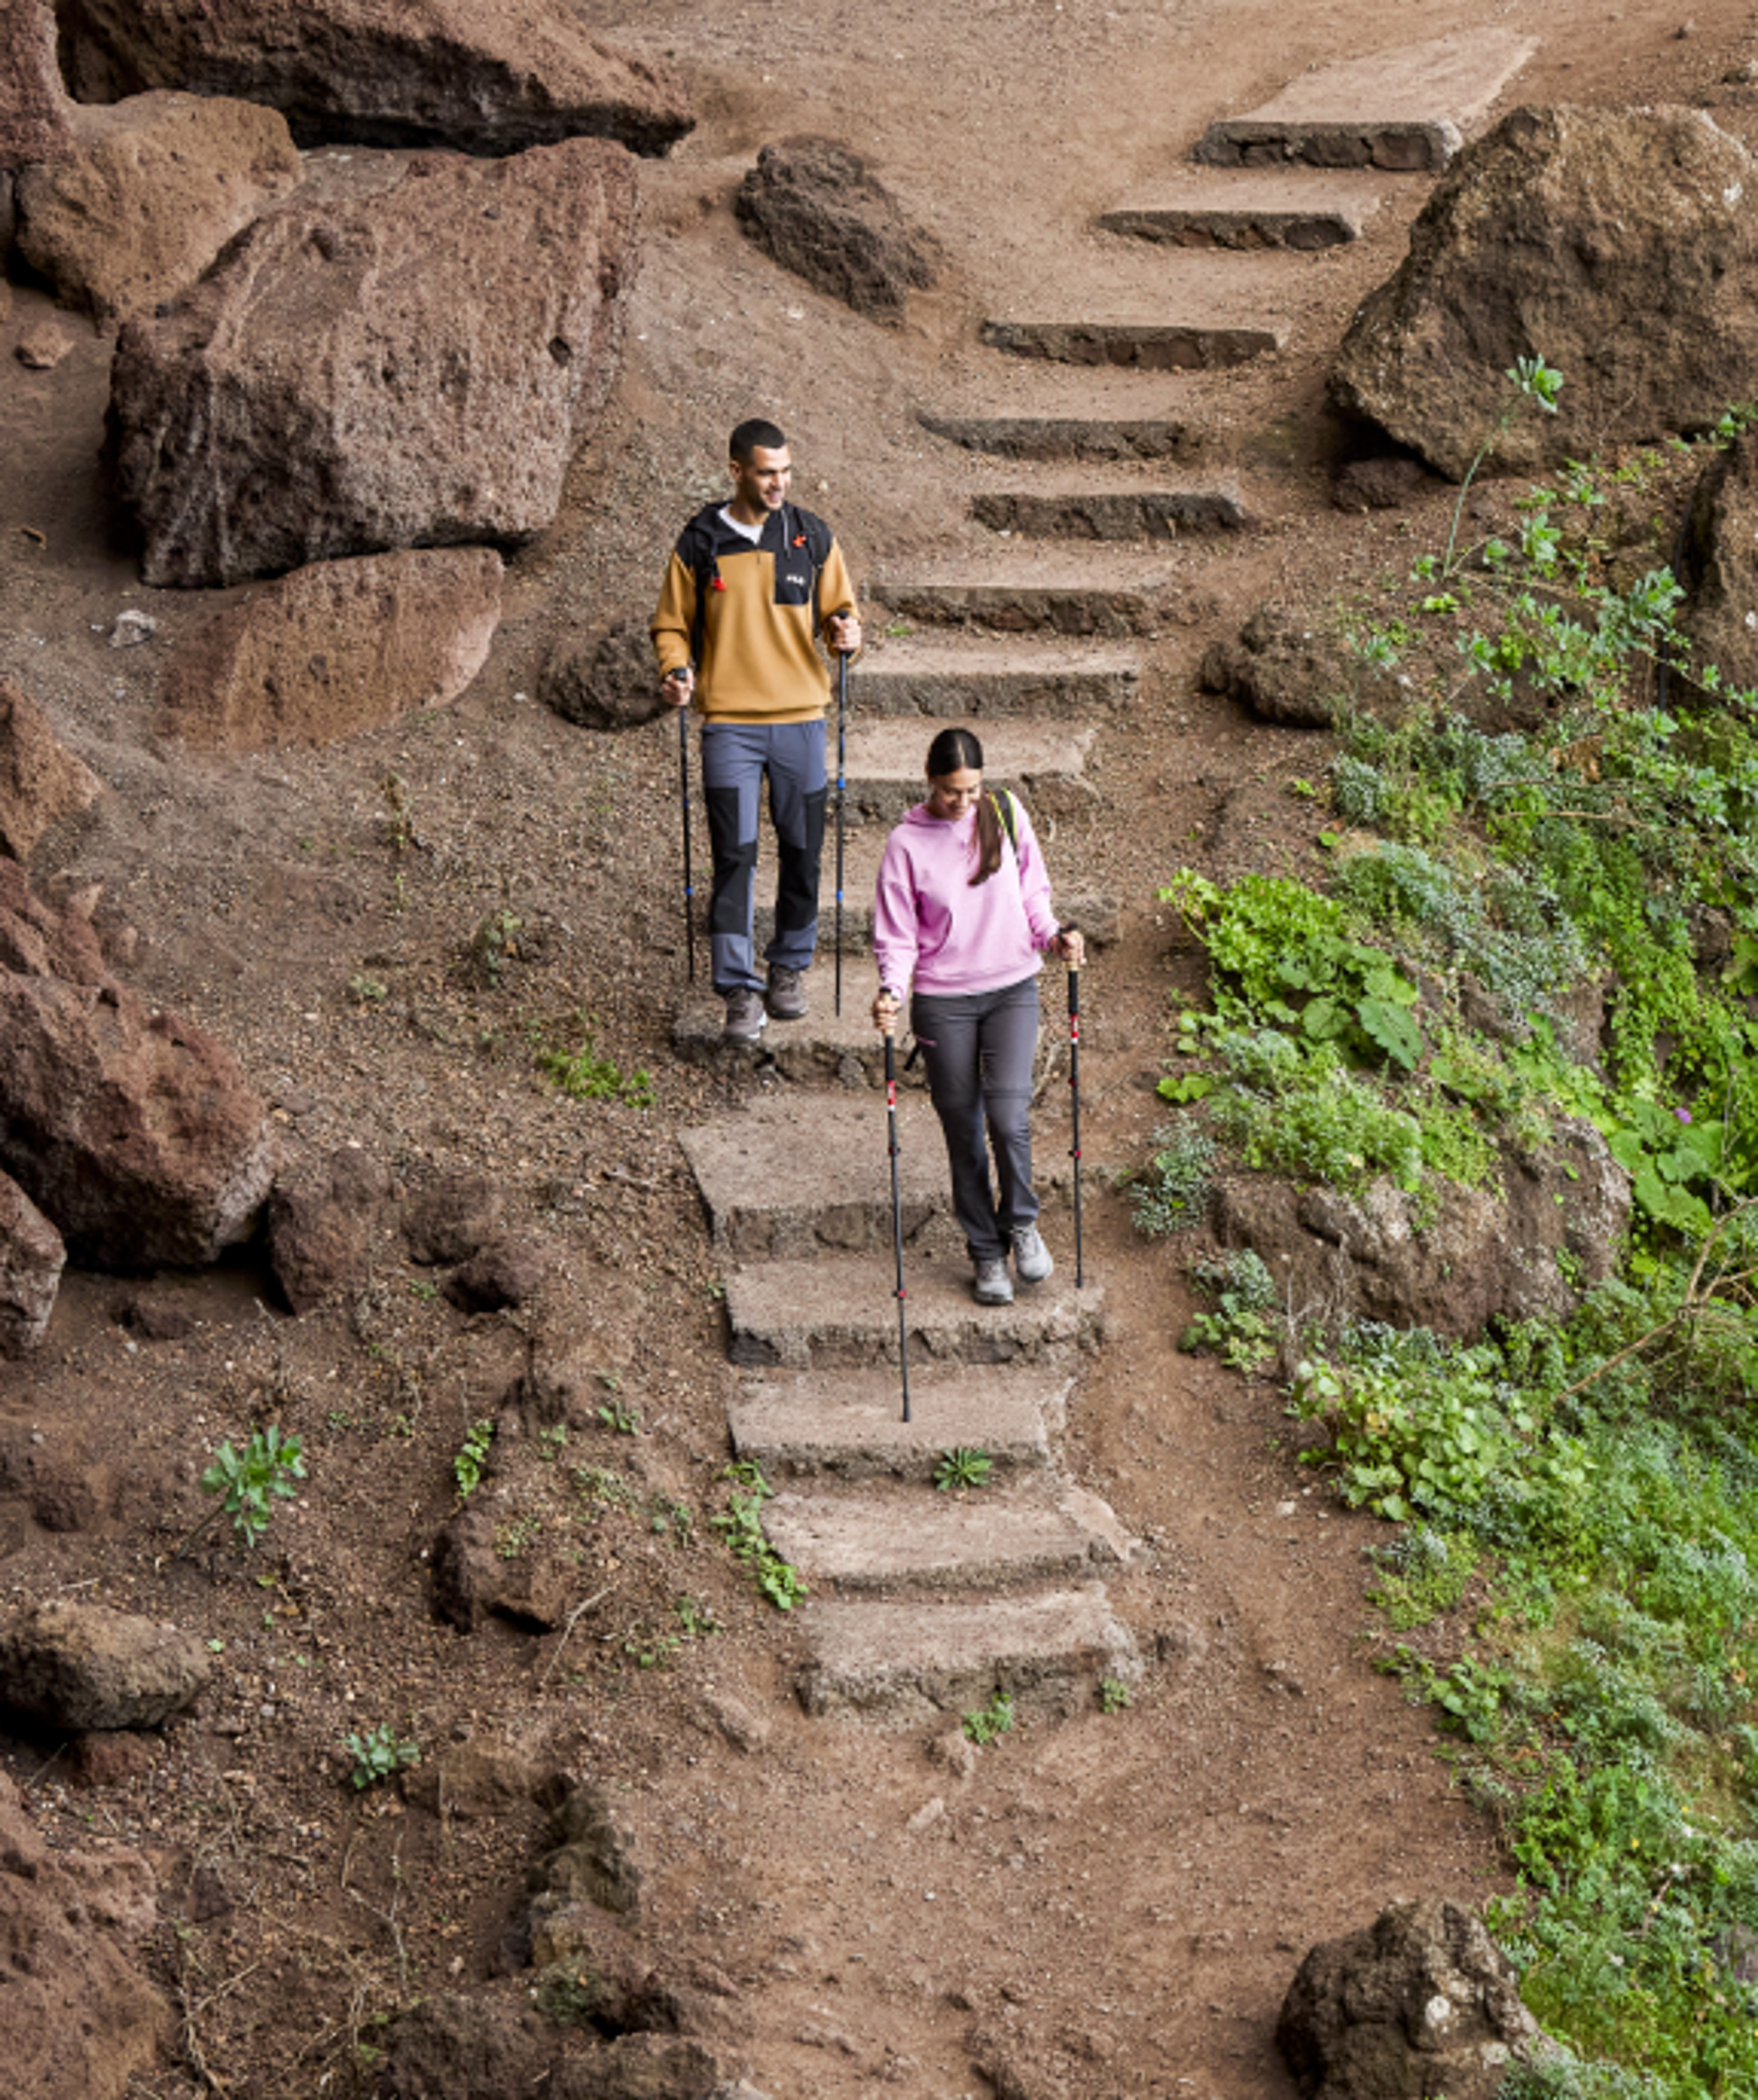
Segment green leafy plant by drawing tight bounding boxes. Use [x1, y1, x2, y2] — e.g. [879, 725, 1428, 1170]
[962, 1690, 1016, 1746]
[345, 1723, 420, 1789]
[453, 1419, 493, 1498]
[934, 1447, 993, 1491]
[183, 1425, 306, 1555]
[1181, 1250, 1277, 1374]
[532, 1011, 654, 1108]
[471, 908, 525, 987]
[1131, 1118, 1217, 1234]
[597, 1400, 642, 1436]
[712, 1463, 806, 1611]
[1098, 1676, 1133, 1714]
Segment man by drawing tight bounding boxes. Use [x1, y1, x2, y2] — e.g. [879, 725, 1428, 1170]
[652, 419, 863, 1042]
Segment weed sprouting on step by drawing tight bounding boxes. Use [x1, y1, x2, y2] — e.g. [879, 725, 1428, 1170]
[933, 1447, 992, 1491]
[452, 1418, 493, 1499]
[712, 1462, 806, 1611]
[1098, 1676, 1132, 1715]
[961, 1690, 1015, 1746]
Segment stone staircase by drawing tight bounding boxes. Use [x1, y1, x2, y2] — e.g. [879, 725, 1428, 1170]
[675, 28, 1540, 1736]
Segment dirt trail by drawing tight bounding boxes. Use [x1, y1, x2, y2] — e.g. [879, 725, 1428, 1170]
[1, 3, 1755, 2096]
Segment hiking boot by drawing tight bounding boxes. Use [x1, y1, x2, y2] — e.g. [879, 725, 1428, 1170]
[722, 987, 768, 1043]
[972, 1256, 1014, 1306]
[1011, 1225, 1054, 1286]
[765, 962, 808, 1021]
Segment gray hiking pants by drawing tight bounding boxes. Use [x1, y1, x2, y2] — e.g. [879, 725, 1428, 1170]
[701, 720, 827, 994]
[911, 975, 1041, 1263]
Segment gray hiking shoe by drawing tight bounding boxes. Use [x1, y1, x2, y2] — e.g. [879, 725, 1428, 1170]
[722, 987, 768, 1043]
[765, 962, 808, 1021]
[1011, 1225, 1054, 1285]
[972, 1256, 1014, 1306]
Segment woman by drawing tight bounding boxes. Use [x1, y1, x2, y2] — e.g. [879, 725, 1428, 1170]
[872, 726, 1084, 1306]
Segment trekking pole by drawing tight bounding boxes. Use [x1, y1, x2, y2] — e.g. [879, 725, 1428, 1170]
[881, 1015, 912, 1422]
[678, 698, 696, 984]
[834, 649, 848, 1016]
[1066, 929, 1084, 1289]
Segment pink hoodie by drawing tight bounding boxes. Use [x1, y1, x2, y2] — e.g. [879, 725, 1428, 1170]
[873, 797, 1062, 999]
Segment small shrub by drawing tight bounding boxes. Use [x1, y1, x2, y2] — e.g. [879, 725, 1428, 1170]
[962, 1690, 1015, 1746]
[453, 1419, 493, 1498]
[345, 1723, 419, 1789]
[934, 1447, 992, 1491]
[195, 1425, 306, 1552]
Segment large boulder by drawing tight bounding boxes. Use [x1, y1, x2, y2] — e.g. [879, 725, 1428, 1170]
[1277, 1897, 1548, 2099]
[54, 0, 692, 158]
[0, 0, 73, 169]
[1679, 426, 1758, 692]
[0, 677, 104, 862]
[158, 548, 503, 750]
[1332, 107, 1758, 480]
[0, 862, 277, 1268]
[14, 92, 301, 327]
[108, 139, 640, 587]
[734, 136, 942, 324]
[1213, 1118, 1628, 1342]
[0, 1599, 211, 1729]
[0, 1168, 63, 1355]
[0, 1765, 169, 2100]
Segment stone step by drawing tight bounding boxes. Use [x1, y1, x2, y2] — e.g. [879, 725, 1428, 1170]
[844, 717, 1098, 826]
[681, 1093, 952, 1259]
[1193, 27, 1539, 173]
[917, 411, 1203, 464]
[853, 636, 1141, 709]
[671, 994, 900, 1084]
[798, 1584, 1141, 1726]
[972, 482, 1247, 541]
[728, 1364, 1071, 1480]
[982, 317, 1282, 371]
[870, 554, 1173, 637]
[1098, 173, 1381, 250]
[725, 1252, 1102, 1370]
[764, 1479, 1137, 1592]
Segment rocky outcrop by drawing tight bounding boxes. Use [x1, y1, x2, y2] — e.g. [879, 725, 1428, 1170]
[540, 614, 670, 731]
[0, 677, 104, 862]
[14, 92, 301, 327]
[159, 548, 503, 750]
[1679, 426, 1758, 693]
[1199, 603, 1391, 728]
[0, 1765, 169, 2100]
[0, 1598, 211, 1729]
[1332, 106, 1758, 479]
[55, 0, 692, 158]
[735, 136, 942, 324]
[0, 861, 277, 1269]
[1278, 1897, 1550, 2099]
[0, 1169, 63, 1355]
[1214, 1119, 1628, 1341]
[108, 138, 640, 587]
[0, 0, 73, 169]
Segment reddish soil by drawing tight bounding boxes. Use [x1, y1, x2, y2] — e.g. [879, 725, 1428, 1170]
[2, 2, 1756, 2095]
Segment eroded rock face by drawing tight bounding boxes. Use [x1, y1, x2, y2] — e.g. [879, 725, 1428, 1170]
[1, 0, 73, 168]
[159, 548, 503, 750]
[1214, 1119, 1628, 1341]
[1680, 426, 1758, 692]
[0, 1168, 63, 1355]
[0, 677, 104, 862]
[0, 1765, 169, 2100]
[14, 91, 301, 327]
[0, 863, 277, 1269]
[1199, 603, 1388, 728]
[1277, 1897, 1548, 2100]
[1332, 106, 1758, 479]
[55, 0, 692, 158]
[734, 135, 942, 324]
[108, 139, 640, 587]
[0, 1598, 210, 1729]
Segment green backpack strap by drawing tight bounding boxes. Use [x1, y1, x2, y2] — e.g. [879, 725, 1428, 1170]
[989, 789, 1019, 855]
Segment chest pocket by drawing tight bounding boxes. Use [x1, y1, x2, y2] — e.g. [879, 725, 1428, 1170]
[770, 507, 830, 610]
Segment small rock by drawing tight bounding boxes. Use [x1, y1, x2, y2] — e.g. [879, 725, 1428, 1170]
[443, 1234, 549, 1312]
[700, 1687, 769, 1753]
[0, 1601, 210, 1731]
[405, 1170, 504, 1264]
[109, 610, 157, 648]
[15, 325, 72, 371]
[907, 1795, 946, 1831]
[928, 1728, 977, 1780]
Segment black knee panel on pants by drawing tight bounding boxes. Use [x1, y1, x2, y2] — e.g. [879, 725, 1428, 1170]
[775, 786, 828, 935]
